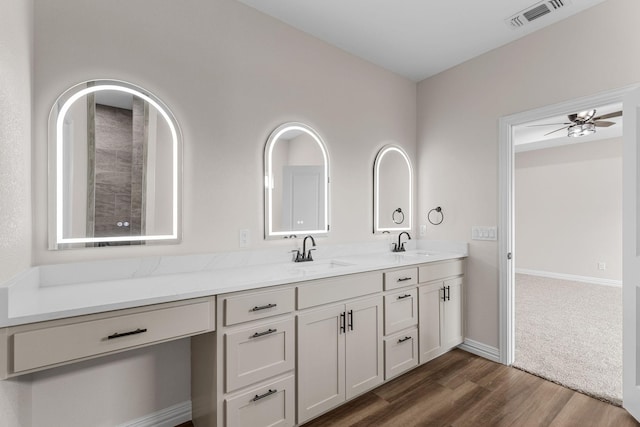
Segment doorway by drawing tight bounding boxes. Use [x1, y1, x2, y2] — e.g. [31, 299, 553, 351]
[511, 110, 623, 403]
[498, 87, 636, 401]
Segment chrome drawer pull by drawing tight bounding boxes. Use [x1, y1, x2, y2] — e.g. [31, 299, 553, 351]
[252, 389, 277, 402]
[251, 303, 277, 312]
[107, 328, 147, 340]
[397, 277, 413, 282]
[251, 328, 277, 338]
[397, 294, 412, 300]
[398, 336, 412, 343]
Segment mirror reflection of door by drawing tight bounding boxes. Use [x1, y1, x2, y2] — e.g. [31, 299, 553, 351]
[282, 166, 325, 231]
[86, 92, 146, 246]
[267, 126, 328, 236]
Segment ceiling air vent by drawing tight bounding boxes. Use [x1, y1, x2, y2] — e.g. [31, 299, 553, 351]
[505, 0, 572, 29]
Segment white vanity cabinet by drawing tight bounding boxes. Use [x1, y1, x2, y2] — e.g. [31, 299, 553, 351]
[296, 274, 384, 424]
[418, 260, 464, 364]
[192, 287, 297, 427]
[381, 268, 419, 380]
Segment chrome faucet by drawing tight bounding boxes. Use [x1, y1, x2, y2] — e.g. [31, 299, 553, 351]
[293, 235, 316, 262]
[393, 232, 411, 252]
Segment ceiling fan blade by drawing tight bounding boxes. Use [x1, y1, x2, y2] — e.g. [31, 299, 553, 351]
[544, 126, 570, 136]
[593, 111, 622, 120]
[594, 120, 616, 127]
[526, 122, 572, 127]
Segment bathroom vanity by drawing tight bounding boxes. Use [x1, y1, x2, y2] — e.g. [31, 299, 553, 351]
[0, 243, 465, 426]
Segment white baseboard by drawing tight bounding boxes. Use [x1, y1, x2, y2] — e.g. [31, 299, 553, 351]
[121, 401, 191, 427]
[459, 338, 501, 363]
[515, 268, 622, 287]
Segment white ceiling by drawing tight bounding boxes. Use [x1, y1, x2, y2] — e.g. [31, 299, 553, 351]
[236, 0, 607, 81]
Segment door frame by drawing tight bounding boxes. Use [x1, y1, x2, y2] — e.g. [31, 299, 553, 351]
[498, 85, 638, 366]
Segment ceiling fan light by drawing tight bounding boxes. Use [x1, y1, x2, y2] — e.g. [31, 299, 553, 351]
[568, 122, 596, 138]
[576, 109, 596, 122]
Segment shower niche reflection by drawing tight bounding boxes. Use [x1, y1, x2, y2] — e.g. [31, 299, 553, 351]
[49, 80, 181, 249]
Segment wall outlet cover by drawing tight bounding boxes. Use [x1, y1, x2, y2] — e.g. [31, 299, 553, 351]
[239, 229, 250, 248]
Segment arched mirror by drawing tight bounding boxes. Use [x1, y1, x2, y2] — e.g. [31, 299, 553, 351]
[264, 122, 330, 239]
[373, 145, 412, 233]
[48, 80, 182, 249]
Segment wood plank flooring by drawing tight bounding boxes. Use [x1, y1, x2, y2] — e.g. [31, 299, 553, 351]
[177, 349, 638, 427]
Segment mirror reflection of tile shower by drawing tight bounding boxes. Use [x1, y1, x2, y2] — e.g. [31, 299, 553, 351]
[49, 80, 181, 249]
[87, 93, 146, 246]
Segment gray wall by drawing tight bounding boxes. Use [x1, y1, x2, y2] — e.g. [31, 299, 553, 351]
[32, 0, 417, 266]
[0, 0, 33, 425]
[515, 138, 622, 281]
[417, 0, 640, 348]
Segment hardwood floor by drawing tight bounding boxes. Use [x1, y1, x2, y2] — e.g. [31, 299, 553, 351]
[177, 349, 638, 427]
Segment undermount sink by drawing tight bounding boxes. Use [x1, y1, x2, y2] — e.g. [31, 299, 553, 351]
[289, 259, 355, 275]
[401, 250, 437, 257]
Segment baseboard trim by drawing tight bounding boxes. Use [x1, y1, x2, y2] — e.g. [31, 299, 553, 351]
[459, 339, 501, 363]
[515, 268, 622, 287]
[121, 401, 191, 427]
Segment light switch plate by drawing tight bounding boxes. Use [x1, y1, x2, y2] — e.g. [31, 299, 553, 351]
[472, 226, 497, 241]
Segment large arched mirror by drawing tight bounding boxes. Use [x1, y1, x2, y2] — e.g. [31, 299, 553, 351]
[264, 122, 330, 239]
[48, 80, 182, 249]
[373, 145, 413, 233]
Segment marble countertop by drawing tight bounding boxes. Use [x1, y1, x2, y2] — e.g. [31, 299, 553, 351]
[0, 240, 467, 327]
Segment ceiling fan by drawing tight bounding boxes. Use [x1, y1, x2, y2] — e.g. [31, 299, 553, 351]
[528, 109, 622, 138]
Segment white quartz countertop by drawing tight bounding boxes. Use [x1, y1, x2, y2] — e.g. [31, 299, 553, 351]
[0, 240, 467, 327]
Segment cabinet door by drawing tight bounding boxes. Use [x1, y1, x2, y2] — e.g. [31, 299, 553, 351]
[345, 296, 383, 400]
[297, 304, 346, 423]
[418, 283, 444, 364]
[442, 277, 463, 350]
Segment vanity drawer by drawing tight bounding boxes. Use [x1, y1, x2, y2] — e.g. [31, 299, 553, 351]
[384, 327, 418, 380]
[384, 288, 418, 335]
[224, 288, 295, 326]
[297, 272, 382, 310]
[384, 267, 418, 291]
[225, 318, 295, 393]
[225, 375, 295, 427]
[12, 300, 213, 374]
[419, 260, 463, 283]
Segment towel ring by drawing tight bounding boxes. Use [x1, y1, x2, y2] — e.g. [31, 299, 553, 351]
[428, 207, 444, 225]
[392, 208, 405, 224]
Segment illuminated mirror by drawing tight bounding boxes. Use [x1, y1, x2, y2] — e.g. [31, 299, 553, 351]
[48, 80, 182, 249]
[264, 122, 330, 238]
[373, 145, 412, 233]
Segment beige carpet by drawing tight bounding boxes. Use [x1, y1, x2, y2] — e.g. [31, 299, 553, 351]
[513, 273, 622, 405]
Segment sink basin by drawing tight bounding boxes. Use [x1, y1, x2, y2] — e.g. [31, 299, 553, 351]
[401, 250, 438, 257]
[289, 259, 355, 275]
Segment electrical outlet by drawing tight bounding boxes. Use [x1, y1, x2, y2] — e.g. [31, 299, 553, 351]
[598, 262, 606, 271]
[420, 224, 427, 236]
[239, 229, 250, 248]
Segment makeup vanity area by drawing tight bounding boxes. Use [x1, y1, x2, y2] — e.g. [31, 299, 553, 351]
[0, 80, 468, 426]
